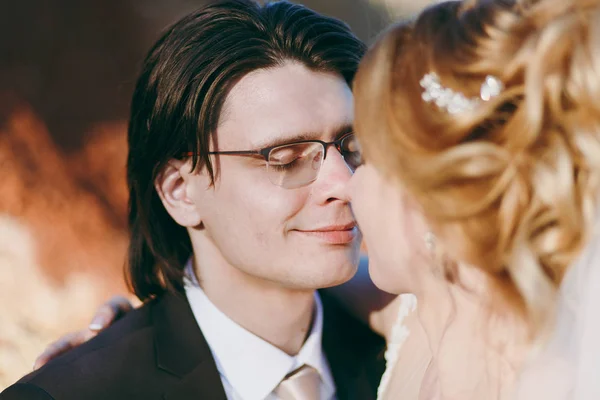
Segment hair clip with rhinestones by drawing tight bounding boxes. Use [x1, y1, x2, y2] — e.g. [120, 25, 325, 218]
[419, 73, 504, 114]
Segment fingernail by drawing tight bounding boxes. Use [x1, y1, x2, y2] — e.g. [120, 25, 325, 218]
[88, 315, 106, 331]
[88, 323, 104, 331]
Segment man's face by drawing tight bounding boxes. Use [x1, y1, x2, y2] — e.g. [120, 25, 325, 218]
[187, 62, 360, 290]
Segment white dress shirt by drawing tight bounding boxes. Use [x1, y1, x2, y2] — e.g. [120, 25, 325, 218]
[184, 265, 336, 400]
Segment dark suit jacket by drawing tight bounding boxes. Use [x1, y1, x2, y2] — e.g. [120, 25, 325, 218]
[1, 290, 385, 400]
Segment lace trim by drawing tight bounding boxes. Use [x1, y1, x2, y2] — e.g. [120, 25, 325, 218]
[377, 294, 418, 400]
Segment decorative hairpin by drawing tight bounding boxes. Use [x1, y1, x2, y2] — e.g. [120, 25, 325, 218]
[419, 72, 504, 114]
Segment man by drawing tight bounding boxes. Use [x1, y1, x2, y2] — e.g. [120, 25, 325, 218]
[1, 1, 385, 399]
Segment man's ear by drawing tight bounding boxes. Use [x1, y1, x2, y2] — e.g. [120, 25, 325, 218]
[155, 159, 203, 228]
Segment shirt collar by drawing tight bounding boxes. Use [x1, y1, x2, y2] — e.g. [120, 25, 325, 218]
[184, 262, 335, 400]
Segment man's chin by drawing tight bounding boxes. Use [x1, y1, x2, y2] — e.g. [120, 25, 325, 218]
[313, 262, 359, 289]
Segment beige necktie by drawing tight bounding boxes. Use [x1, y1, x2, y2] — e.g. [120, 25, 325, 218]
[274, 364, 322, 400]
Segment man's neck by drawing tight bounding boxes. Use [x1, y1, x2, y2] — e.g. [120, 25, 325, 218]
[190, 250, 315, 356]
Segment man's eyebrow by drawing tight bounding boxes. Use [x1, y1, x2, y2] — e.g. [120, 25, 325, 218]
[252, 124, 353, 150]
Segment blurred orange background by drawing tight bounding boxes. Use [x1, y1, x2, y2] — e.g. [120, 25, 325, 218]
[0, 0, 433, 389]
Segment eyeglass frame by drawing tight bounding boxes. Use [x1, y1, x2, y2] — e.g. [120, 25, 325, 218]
[183, 131, 359, 167]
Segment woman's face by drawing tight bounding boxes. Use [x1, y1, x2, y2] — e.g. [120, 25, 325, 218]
[346, 163, 431, 294]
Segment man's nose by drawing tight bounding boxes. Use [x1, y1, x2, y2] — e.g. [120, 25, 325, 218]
[313, 145, 353, 202]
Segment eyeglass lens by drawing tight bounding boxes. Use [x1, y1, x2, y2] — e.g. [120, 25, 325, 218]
[266, 135, 361, 189]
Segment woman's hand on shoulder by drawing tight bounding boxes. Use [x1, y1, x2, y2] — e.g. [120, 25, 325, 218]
[33, 295, 133, 370]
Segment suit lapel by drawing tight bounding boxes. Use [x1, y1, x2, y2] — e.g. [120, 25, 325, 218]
[152, 291, 228, 400]
[150, 289, 384, 400]
[162, 360, 228, 400]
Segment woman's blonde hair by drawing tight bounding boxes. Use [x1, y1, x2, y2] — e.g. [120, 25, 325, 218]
[354, 0, 600, 334]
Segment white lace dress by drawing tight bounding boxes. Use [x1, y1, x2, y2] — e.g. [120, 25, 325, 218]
[376, 293, 419, 400]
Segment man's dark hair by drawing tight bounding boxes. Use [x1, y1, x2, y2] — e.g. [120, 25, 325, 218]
[126, 0, 366, 301]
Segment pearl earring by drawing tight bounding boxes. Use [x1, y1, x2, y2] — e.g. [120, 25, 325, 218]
[424, 231, 436, 253]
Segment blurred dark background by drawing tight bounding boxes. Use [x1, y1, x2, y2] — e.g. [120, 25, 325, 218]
[1, 0, 395, 151]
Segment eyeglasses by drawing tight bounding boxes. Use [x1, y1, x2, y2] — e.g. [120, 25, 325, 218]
[185, 132, 362, 189]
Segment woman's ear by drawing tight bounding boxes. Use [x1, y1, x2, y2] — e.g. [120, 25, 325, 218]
[154, 159, 203, 227]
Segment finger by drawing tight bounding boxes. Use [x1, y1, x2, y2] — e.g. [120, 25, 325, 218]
[88, 296, 133, 331]
[33, 331, 90, 370]
[88, 304, 118, 331]
[106, 295, 134, 318]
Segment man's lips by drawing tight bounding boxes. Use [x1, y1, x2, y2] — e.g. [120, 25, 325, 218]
[293, 223, 359, 244]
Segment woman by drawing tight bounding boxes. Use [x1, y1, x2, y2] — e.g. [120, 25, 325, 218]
[34, 0, 600, 398]
[349, 0, 600, 398]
